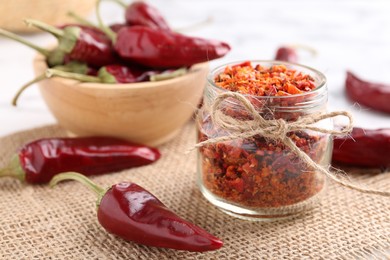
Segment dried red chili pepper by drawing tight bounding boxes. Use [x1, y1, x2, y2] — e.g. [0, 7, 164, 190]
[332, 127, 390, 168]
[95, 0, 230, 68]
[124, 1, 171, 30]
[275, 46, 298, 63]
[0, 137, 160, 184]
[346, 71, 390, 114]
[113, 25, 230, 68]
[109, 0, 171, 30]
[44, 66, 187, 83]
[50, 172, 223, 252]
[25, 19, 117, 67]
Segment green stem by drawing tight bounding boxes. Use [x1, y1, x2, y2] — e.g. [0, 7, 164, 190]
[150, 68, 188, 81]
[49, 172, 107, 206]
[0, 155, 25, 182]
[12, 74, 46, 106]
[24, 19, 65, 38]
[46, 69, 102, 83]
[0, 28, 50, 56]
[67, 11, 98, 28]
[107, 0, 127, 8]
[96, 0, 117, 42]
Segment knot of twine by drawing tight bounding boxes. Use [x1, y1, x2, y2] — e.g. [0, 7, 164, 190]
[194, 92, 390, 197]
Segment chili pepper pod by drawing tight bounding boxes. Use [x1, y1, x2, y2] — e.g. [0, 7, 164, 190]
[45, 66, 188, 84]
[124, 1, 171, 30]
[50, 172, 223, 252]
[114, 26, 231, 68]
[332, 127, 390, 168]
[25, 19, 118, 67]
[346, 71, 390, 114]
[108, 0, 171, 30]
[0, 137, 160, 184]
[274, 46, 298, 63]
[274, 45, 317, 63]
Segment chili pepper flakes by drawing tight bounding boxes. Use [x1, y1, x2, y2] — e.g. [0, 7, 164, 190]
[198, 61, 329, 209]
[214, 61, 316, 96]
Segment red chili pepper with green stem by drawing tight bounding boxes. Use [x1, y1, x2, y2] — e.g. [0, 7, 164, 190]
[50, 172, 223, 252]
[346, 71, 390, 114]
[96, 0, 230, 69]
[332, 127, 390, 168]
[43, 65, 187, 84]
[25, 19, 118, 67]
[110, 0, 171, 30]
[0, 137, 160, 184]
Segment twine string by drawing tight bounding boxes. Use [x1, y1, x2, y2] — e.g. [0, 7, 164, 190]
[195, 92, 390, 197]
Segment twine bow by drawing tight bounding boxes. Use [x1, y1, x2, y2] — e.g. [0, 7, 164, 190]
[194, 92, 390, 197]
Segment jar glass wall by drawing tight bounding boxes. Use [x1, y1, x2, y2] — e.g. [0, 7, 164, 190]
[197, 61, 332, 221]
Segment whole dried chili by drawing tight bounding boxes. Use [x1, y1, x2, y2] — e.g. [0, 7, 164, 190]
[274, 46, 298, 63]
[113, 26, 230, 68]
[346, 71, 390, 114]
[25, 19, 117, 67]
[0, 137, 160, 184]
[332, 127, 390, 168]
[198, 61, 328, 208]
[43, 66, 187, 84]
[110, 0, 171, 30]
[94, 1, 230, 69]
[50, 172, 223, 252]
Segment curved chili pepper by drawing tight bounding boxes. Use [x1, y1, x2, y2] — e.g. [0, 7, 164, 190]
[274, 46, 298, 63]
[25, 19, 117, 68]
[0, 137, 160, 184]
[124, 1, 171, 30]
[332, 127, 390, 168]
[114, 26, 230, 68]
[346, 71, 390, 114]
[109, 0, 171, 30]
[44, 66, 187, 84]
[50, 172, 223, 252]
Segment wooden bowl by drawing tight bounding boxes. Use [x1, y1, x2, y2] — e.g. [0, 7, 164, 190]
[33, 55, 209, 146]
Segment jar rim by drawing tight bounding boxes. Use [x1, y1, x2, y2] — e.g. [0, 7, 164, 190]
[207, 60, 327, 99]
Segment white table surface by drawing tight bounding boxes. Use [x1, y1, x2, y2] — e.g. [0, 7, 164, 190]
[1, 0, 389, 138]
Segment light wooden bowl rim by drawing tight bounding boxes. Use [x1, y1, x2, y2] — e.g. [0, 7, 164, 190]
[34, 54, 209, 90]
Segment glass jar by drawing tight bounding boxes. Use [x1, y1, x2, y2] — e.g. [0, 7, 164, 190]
[197, 61, 332, 221]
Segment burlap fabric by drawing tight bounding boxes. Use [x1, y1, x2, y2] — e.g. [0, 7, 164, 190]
[0, 122, 389, 259]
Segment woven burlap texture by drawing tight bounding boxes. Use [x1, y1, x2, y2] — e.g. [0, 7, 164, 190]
[0, 122, 389, 259]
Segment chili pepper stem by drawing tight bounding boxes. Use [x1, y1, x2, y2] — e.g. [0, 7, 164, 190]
[12, 74, 46, 106]
[96, 0, 117, 42]
[24, 19, 65, 38]
[150, 68, 188, 81]
[49, 172, 107, 206]
[0, 28, 50, 57]
[46, 69, 102, 83]
[0, 155, 25, 182]
[106, 0, 127, 8]
[67, 11, 98, 27]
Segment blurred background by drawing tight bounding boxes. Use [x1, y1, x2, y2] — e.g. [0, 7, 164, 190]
[0, 0, 389, 136]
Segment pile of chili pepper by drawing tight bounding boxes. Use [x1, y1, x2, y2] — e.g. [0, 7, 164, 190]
[0, 0, 230, 105]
